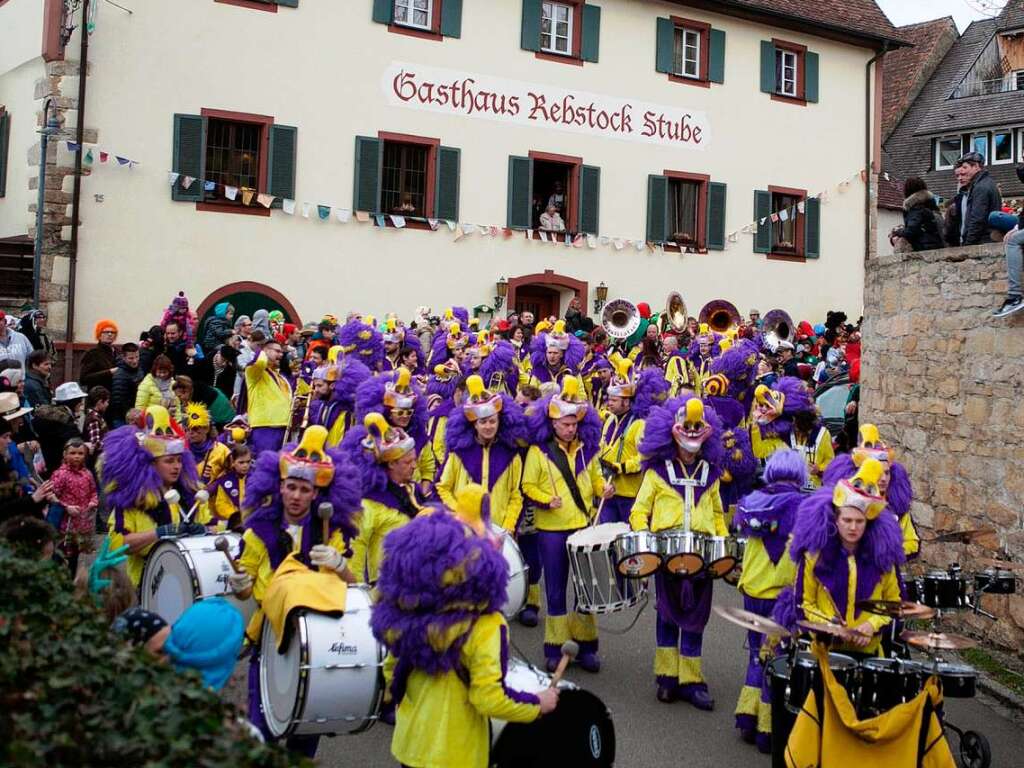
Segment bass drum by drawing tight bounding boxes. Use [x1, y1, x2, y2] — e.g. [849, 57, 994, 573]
[491, 523, 529, 619]
[492, 658, 615, 768]
[259, 585, 383, 738]
[140, 533, 255, 625]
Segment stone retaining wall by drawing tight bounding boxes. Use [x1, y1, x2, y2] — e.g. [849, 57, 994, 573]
[861, 242, 1024, 649]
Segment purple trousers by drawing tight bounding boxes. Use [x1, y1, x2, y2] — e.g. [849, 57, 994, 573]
[537, 529, 598, 662]
[599, 495, 633, 525]
[654, 571, 713, 689]
[735, 594, 775, 734]
[250, 426, 286, 457]
[248, 650, 319, 757]
[518, 531, 543, 608]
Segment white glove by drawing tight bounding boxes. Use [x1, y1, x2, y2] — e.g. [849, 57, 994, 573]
[309, 544, 346, 573]
[228, 571, 253, 594]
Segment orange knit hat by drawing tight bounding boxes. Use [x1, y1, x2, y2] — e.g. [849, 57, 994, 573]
[94, 319, 119, 340]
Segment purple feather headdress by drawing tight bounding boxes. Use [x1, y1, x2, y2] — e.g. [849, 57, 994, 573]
[529, 331, 585, 374]
[524, 394, 602, 462]
[757, 376, 819, 439]
[338, 318, 384, 371]
[763, 447, 809, 487]
[354, 371, 428, 451]
[334, 358, 373, 411]
[821, 453, 856, 487]
[717, 425, 758, 498]
[338, 424, 389, 497]
[822, 453, 912, 520]
[638, 394, 724, 470]
[370, 510, 507, 703]
[429, 327, 451, 367]
[480, 340, 519, 396]
[633, 367, 671, 420]
[101, 425, 199, 514]
[710, 338, 760, 404]
[445, 394, 526, 455]
[451, 306, 470, 326]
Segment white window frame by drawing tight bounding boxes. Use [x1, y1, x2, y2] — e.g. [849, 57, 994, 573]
[776, 49, 798, 97]
[540, 2, 573, 56]
[674, 26, 702, 79]
[992, 128, 1014, 165]
[1019, 128, 1024, 162]
[393, 0, 432, 31]
[934, 135, 962, 171]
[972, 132, 989, 164]
[1015, 70, 1024, 91]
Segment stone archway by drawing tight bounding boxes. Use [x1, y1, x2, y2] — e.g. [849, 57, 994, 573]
[506, 270, 588, 319]
[196, 281, 301, 332]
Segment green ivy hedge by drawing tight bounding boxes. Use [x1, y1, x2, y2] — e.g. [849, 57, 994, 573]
[0, 545, 308, 768]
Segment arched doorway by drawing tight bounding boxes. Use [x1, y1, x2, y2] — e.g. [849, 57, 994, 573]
[507, 270, 588, 321]
[196, 281, 301, 336]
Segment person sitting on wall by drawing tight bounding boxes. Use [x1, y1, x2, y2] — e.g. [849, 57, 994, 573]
[991, 164, 1024, 318]
[944, 152, 1001, 248]
[888, 177, 943, 253]
[540, 204, 566, 233]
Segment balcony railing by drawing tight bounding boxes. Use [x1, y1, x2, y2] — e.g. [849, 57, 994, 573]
[953, 75, 1024, 99]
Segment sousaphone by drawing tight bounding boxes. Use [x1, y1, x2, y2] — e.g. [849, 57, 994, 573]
[659, 291, 688, 335]
[698, 299, 741, 334]
[602, 298, 641, 340]
[761, 308, 794, 353]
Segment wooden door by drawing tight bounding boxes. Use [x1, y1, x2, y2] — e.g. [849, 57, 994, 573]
[515, 285, 560, 322]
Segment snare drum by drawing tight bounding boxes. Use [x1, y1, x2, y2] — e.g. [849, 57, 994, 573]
[974, 568, 1016, 596]
[657, 529, 705, 576]
[492, 657, 615, 768]
[920, 569, 969, 610]
[140, 533, 256, 625]
[702, 536, 739, 579]
[722, 537, 747, 586]
[936, 662, 977, 698]
[490, 524, 529, 618]
[567, 524, 647, 615]
[259, 585, 383, 738]
[612, 530, 662, 578]
[857, 658, 926, 717]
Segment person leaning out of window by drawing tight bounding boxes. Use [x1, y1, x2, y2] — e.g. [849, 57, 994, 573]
[944, 152, 1001, 248]
[539, 204, 566, 233]
[888, 177, 944, 253]
[991, 163, 1024, 319]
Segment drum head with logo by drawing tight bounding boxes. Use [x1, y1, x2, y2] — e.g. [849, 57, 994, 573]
[140, 541, 197, 624]
[492, 689, 615, 767]
[260, 615, 304, 739]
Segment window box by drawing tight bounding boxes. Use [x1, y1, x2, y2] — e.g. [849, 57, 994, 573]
[353, 132, 460, 223]
[507, 151, 600, 235]
[371, 0, 462, 40]
[753, 186, 820, 261]
[646, 171, 726, 250]
[760, 39, 818, 105]
[934, 135, 963, 171]
[171, 110, 297, 217]
[521, 0, 600, 66]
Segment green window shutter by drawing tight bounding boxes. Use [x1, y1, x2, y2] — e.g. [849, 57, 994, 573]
[266, 124, 297, 207]
[353, 136, 382, 213]
[521, 0, 542, 52]
[372, 0, 393, 24]
[507, 155, 533, 229]
[274, 0, 298, 7]
[0, 111, 9, 198]
[753, 190, 771, 253]
[581, 4, 601, 63]
[578, 165, 600, 235]
[440, 0, 463, 38]
[434, 146, 461, 221]
[804, 197, 821, 258]
[804, 51, 819, 103]
[655, 17, 675, 74]
[646, 175, 669, 243]
[171, 113, 206, 202]
[759, 41, 776, 94]
[709, 28, 726, 84]
[706, 182, 727, 251]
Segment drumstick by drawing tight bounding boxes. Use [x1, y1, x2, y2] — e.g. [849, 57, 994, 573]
[543, 455, 562, 508]
[214, 536, 242, 573]
[182, 489, 210, 524]
[317, 503, 334, 572]
[549, 640, 579, 688]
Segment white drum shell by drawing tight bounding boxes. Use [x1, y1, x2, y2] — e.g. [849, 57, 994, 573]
[260, 585, 383, 738]
[567, 524, 647, 614]
[140, 534, 256, 625]
[490, 523, 529, 619]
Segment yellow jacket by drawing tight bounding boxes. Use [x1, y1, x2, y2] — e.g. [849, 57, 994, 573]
[900, 512, 920, 558]
[107, 499, 213, 586]
[194, 440, 230, 485]
[209, 473, 245, 525]
[350, 491, 423, 583]
[415, 444, 436, 486]
[133, 374, 181, 417]
[391, 613, 541, 768]
[737, 537, 797, 599]
[522, 442, 604, 531]
[598, 415, 645, 498]
[436, 447, 524, 533]
[244, 352, 292, 428]
[665, 355, 699, 397]
[428, 415, 449, 474]
[629, 461, 727, 536]
[750, 424, 834, 487]
[799, 553, 900, 656]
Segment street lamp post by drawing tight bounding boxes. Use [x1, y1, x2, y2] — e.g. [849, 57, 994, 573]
[494, 276, 508, 311]
[33, 98, 60, 308]
[593, 282, 608, 314]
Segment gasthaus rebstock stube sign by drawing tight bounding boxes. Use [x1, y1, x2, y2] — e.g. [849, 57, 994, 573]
[383, 61, 711, 150]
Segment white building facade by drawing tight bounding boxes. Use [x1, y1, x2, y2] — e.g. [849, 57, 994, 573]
[0, 0, 902, 340]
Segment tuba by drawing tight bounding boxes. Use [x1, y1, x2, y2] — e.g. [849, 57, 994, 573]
[660, 291, 688, 335]
[601, 298, 641, 340]
[699, 299, 741, 334]
[762, 309, 794, 345]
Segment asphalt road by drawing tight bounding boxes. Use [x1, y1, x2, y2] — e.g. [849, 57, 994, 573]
[223, 584, 1024, 768]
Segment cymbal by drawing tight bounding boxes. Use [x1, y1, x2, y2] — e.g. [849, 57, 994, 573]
[928, 528, 996, 544]
[714, 606, 788, 637]
[901, 630, 978, 651]
[977, 558, 1024, 574]
[855, 600, 936, 620]
[796, 620, 850, 638]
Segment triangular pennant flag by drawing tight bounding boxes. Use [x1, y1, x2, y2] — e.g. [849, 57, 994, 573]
[445, 219, 456, 231]
[489, 226, 500, 238]
[598, 236, 610, 246]
[564, 232, 572, 246]
[355, 210, 370, 222]
[224, 185, 238, 201]
[282, 199, 296, 215]
[613, 238, 624, 250]
[527, 229, 535, 240]
[167, 172, 180, 186]
[427, 218, 440, 231]
[646, 242, 656, 253]
[116, 156, 131, 166]
[302, 203, 312, 218]
[241, 187, 255, 206]
[462, 223, 476, 236]
[454, 224, 466, 241]
[634, 240, 645, 251]
[84, 149, 94, 165]
[99, 151, 109, 163]
[859, 169, 867, 183]
[374, 214, 387, 227]
[390, 215, 407, 228]
[204, 180, 216, 192]
[779, 208, 789, 222]
[257, 193, 275, 208]
[759, 217, 767, 225]
[573, 234, 585, 248]
[336, 208, 351, 223]
[538, 230, 549, 242]
[503, 227, 514, 240]
[797, 201, 806, 214]
[67, 141, 81, 152]
[770, 213, 779, 223]
[586, 235, 597, 249]
[478, 224, 492, 237]
[315, 205, 330, 220]
[182, 176, 196, 190]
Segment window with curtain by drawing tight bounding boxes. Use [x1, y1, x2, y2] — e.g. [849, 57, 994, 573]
[668, 178, 700, 243]
[541, 2, 573, 55]
[771, 191, 801, 253]
[394, 0, 432, 29]
[381, 141, 428, 215]
[673, 27, 701, 79]
[204, 118, 262, 202]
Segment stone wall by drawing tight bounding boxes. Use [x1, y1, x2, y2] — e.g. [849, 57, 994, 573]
[861, 243, 1024, 650]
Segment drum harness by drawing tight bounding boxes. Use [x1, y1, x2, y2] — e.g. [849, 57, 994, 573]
[664, 458, 710, 535]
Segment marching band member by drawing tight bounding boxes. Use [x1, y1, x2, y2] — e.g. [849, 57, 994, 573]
[514, 383, 545, 626]
[785, 458, 904, 657]
[584, 355, 612, 415]
[230, 424, 362, 757]
[598, 356, 669, 525]
[308, 351, 372, 447]
[731, 449, 805, 752]
[381, 318, 405, 372]
[430, 319, 471, 370]
[338, 315, 384, 372]
[427, 306, 470, 367]
[664, 336, 699, 398]
[436, 375, 525, 533]
[425, 360, 465, 475]
[371, 485, 556, 768]
[689, 324, 717, 385]
[245, 339, 293, 456]
[103, 405, 212, 587]
[208, 443, 251, 529]
[823, 424, 919, 559]
[630, 395, 728, 709]
[479, 337, 520, 398]
[750, 377, 834, 488]
[343, 413, 427, 583]
[183, 402, 230, 485]
[522, 377, 611, 673]
[526, 320, 585, 389]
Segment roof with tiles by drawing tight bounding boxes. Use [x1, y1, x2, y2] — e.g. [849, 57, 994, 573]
[880, 18, 958, 140]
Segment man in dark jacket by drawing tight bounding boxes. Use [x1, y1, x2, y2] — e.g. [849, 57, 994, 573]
[891, 178, 943, 252]
[23, 351, 53, 407]
[18, 309, 55, 359]
[945, 152, 1001, 247]
[109, 342, 144, 426]
[79, 319, 119, 392]
[992, 164, 1024, 318]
